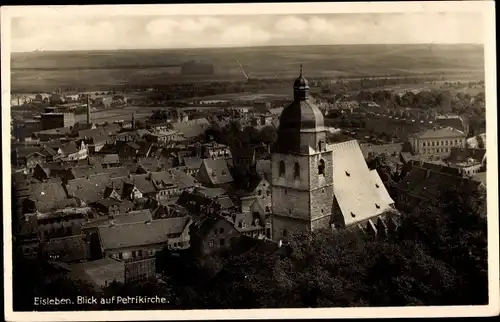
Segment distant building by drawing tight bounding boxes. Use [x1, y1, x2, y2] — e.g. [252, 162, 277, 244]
[41, 112, 75, 131]
[408, 126, 466, 158]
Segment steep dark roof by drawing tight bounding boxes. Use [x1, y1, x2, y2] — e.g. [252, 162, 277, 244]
[28, 179, 68, 212]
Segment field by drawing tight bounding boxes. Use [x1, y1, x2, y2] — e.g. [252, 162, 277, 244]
[11, 44, 484, 93]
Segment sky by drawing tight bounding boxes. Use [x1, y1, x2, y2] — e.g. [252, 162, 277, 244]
[10, 12, 483, 52]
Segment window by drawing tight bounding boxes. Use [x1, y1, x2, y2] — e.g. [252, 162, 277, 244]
[209, 240, 214, 248]
[318, 140, 324, 151]
[318, 159, 325, 176]
[423, 142, 426, 147]
[282, 229, 288, 237]
[238, 221, 242, 228]
[258, 190, 262, 196]
[375, 203, 380, 209]
[294, 162, 300, 179]
[219, 227, 224, 234]
[351, 212, 356, 218]
[345, 171, 350, 177]
[266, 190, 270, 196]
[284, 189, 287, 195]
[119, 253, 123, 260]
[220, 238, 225, 246]
[279, 160, 285, 177]
[265, 206, 270, 212]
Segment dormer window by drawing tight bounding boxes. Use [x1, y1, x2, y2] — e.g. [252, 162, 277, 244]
[351, 212, 356, 218]
[294, 162, 300, 180]
[375, 183, 380, 188]
[279, 160, 285, 177]
[318, 159, 325, 176]
[345, 171, 350, 177]
[375, 203, 380, 209]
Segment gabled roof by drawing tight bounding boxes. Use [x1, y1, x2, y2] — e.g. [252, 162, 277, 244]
[66, 173, 111, 204]
[448, 147, 486, 163]
[59, 141, 80, 155]
[70, 164, 104, 179]
[330, 140, 394, 227]
[171, 118, 211, 139]
[150, 171, 176, 190]
[28, 179, 69, 213]
[198, 158, 233, 185]
[98, 217, 191, 250]
[101, 166, 130, 179]
[170, 168, 198, 189]
[130, 174, 156, 194]
[472, 172, 487, 186]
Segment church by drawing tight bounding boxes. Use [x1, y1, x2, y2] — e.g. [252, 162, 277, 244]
[270, 67, 396, 240]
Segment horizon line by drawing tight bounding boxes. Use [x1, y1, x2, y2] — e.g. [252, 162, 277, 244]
[11, 42, 484, 54]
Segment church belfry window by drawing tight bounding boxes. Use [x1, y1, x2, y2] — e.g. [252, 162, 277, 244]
[318, 140, 324, 151]
[294, 162, 300, 180]
[279, 160, 285, 177]
[318, 159, 325, 176]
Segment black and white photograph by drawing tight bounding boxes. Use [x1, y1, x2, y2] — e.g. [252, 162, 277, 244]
[2, 2, 498, 321]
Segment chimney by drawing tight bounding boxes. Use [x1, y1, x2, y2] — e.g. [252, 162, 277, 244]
[132, 113, 136, 130]
[86, 94, 91, 125]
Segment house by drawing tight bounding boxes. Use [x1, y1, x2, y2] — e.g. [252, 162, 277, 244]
[197, 158, 234, 189]
[69, 257, 125, 289]
[58, 141, 88, 161]
[33, 162, 66, 182]
[77, 128, 111, 153]
[117, 141, 141, 159]
[171, 117, 211, 143]
[230, 211, 269, 239]
[182, 156, 202, 176]
[231, 146, 257, 172]
[396, 165, 482, 212]
[99, 154, 121, 168]
[190, 214, 241, 256]
[65, 174, 111, 206]
[200, 142, 232, 160]
[92, 198, 122, 216]
[32, 127, 73, 142]
[97, 216, 192, 260]
[127, 174, 157, 200]
[239, 178, 272, 213]
[22, 179, 69, 214]
[408, 126, 466, 159]
[146, 131, 182, 144]
[42, 234, 91, 263]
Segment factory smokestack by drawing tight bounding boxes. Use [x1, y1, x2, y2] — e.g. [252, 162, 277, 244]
[86, 94, 91, 125]
[132, 112, 136, 130]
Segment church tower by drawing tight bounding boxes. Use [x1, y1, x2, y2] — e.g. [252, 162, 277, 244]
[270, 66, 334, 241]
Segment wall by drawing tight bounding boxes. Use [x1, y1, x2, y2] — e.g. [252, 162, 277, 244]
[201, 219, 239, 255]
[271, 214, 310, 241]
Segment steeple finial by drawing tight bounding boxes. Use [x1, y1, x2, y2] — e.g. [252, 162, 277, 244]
[299, 64, 303, 77]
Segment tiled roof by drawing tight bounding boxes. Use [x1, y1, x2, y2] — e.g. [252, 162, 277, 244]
[70, 165, 104, 179]
[101, 166, 130, 179]
[43, 235, 89, 262]
[60, 141, 80, 155]
[398, 166, 481, 200]
[330, 140, 395, 227]
[170, 168, 198, 189]
[171, 118, 211, 139]
[66, 174, 111, 204]
[199, 158, 233, 185]
[183, 156, 203, 169]
[359, 143, 403, 159]
[448, 147, 486, 163]
[102, 154, 120, 165]
[412, 126, 465, 139]
[29, 179, 68, 213]
[130, 174, 156, 194]
[98, 217, 191, 250]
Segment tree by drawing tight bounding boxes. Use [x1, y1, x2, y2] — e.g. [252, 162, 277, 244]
[258, 125, 277, 145]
